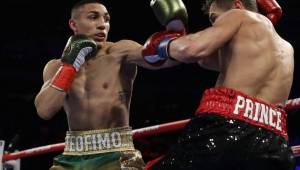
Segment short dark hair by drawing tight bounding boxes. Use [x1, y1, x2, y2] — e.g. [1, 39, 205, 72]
[202, 0, 258, 14]
[71, 0, 103, 19]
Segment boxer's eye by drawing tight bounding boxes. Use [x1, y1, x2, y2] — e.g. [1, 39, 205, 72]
[88, 15, 98, 20]
[87, 11, 99, 20]
[104, 14, 110, 23]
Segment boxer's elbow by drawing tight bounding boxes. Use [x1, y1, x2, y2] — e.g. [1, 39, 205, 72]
[36, 106, 57, 120]
[35, 100, 58, 120]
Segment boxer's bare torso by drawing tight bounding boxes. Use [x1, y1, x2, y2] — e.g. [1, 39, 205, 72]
[214, 10, 294, 105]
[35, 40, 141, 131]
[169, 9, 294, 105]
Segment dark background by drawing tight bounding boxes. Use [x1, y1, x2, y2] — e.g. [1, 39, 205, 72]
[0, 0, 299, 169]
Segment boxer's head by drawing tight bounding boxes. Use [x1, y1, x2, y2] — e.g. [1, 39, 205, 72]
[69, 0, 110, 47]
[202, 0, 258, 23]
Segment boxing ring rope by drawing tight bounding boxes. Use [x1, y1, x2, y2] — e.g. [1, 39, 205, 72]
[2, 98, 300, 161]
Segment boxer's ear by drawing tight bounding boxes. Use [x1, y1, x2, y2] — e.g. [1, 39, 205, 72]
[233, 0, 245, 9]
[69, 19, 77, 33]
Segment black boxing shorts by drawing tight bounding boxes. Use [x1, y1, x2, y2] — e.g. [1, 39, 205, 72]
[147, 87, 295, 170]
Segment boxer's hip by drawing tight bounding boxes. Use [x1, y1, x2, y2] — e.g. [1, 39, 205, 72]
[195, 87, 288, 140]
[50, 127, 145, 170]
[166, 115, 295, 170]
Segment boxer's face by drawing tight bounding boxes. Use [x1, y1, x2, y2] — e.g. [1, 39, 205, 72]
[69, 3, 110, 46]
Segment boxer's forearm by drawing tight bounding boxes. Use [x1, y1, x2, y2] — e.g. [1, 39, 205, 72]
[168, 28, 225, 63]
[167, 33, 207, 63]
[34, 82, 66, 120]
[126, 46, 180, 70]
[169, 10, 243, 63]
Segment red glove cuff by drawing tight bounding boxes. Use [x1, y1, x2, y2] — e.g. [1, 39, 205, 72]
[257, 0, 282, 25]
[50, 64, 76, 92]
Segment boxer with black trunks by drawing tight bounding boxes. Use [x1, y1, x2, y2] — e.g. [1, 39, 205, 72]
[142, 0, 296, 169]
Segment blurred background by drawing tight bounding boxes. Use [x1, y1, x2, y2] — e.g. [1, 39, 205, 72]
[0, 0, 299, 169]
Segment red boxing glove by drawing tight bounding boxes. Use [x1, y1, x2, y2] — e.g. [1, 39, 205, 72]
[257, 0, 282, 25]
[142, 31, 184, 66]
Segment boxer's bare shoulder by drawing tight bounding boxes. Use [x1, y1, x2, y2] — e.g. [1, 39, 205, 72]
[108, 40, 141, 54]
[42, 59, 62, 82]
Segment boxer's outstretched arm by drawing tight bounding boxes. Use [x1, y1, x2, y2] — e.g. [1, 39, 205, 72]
[126, 46, 180, 70]
[169, 9, 243, 63]
[35, 60, 66, 120]
[116, 40, 180, 70]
